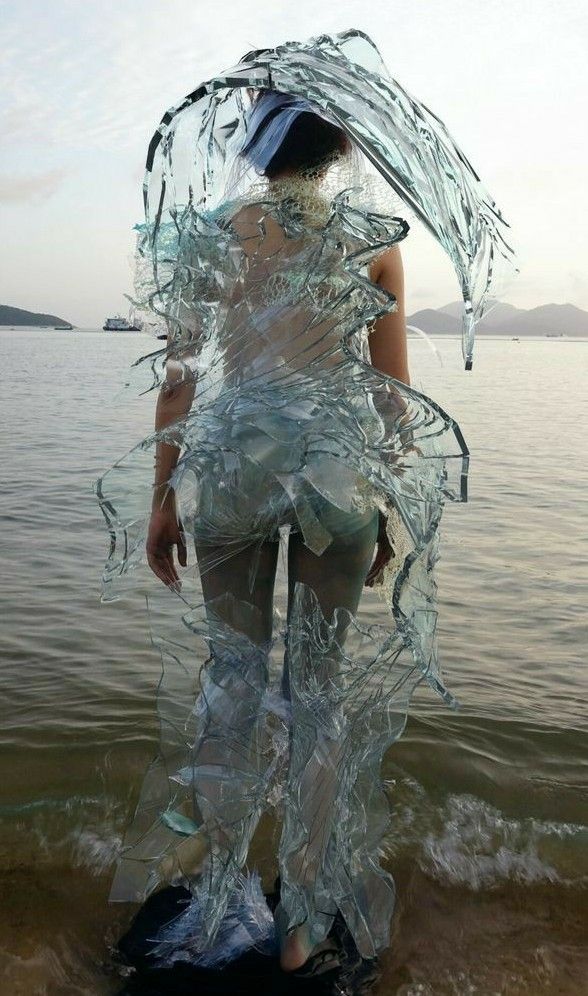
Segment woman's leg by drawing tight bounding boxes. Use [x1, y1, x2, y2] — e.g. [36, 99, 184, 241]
[195, 536, 279, 644]
[278, 507, 379, 970]
[283, 508, 379, 692]
[188, 536, 280, 945]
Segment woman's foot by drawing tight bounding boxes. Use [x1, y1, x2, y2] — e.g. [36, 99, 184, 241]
[280, 922, 314, 972]
[274, 902, 341, 975]
[274, 902, 314, 971]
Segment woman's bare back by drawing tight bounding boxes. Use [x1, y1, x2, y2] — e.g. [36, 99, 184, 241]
[217, 197, 365, 387]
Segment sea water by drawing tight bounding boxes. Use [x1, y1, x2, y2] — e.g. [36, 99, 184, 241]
[0, 329, 586, 993]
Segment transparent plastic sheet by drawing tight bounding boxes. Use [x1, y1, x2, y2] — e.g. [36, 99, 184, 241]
[95, 28, 515, 965]
[128, 27, 517, 374]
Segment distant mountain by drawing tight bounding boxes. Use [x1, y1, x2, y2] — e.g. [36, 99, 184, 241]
[407, 301, 588, 337]
[0, 304, 74, 328]
[490, 303, 588, 336]
[406, 308, 461, 335]
[437, 299, 525, 328]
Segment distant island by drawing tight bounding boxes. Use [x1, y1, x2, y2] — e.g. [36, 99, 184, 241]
[0, 304, 74, 328]
[406, 301, 588, 337]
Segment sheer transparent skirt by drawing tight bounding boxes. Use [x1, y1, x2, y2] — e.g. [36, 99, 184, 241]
[187, 428, 382, 952]
[104, 373, 463, 961]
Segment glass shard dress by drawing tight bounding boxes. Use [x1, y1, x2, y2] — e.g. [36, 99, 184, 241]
[95, 28, 517, 967]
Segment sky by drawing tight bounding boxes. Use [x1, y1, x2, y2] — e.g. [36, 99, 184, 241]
[1, 0, 586, 327]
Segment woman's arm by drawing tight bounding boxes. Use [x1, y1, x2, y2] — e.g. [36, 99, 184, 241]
[147, 363, 196, 588]
[152, 372, 196, 512]
[367, 245, 410, 386]
[365, 245, 410, 587]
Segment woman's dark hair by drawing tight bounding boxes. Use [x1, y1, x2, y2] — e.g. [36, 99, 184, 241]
[243, 89, 350, 179]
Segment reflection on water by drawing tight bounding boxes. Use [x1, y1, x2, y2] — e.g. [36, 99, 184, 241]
[0, 329, 586, 993]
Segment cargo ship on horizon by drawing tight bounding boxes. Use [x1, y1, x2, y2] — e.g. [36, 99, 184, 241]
[103, 314, 142, 332]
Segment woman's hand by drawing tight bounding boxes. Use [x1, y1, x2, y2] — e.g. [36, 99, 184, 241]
[146, 504, 187, 589]
[365, 511, 394, 587]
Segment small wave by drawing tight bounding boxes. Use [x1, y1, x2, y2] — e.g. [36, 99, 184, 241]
[418, 792, 587, 888]
[71, 826, 123, 876]
[0, 794, 105, 817]
[0, 937, 112, 995]
[0, 792, 125, 876]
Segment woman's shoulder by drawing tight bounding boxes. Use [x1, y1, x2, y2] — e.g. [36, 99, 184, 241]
[221, 179, 334, 230]
[214, 197, 296, 257]
[204, 198, 269, 233]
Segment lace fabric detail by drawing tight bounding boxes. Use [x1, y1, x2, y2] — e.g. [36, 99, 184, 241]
[248, 173, 335, 228]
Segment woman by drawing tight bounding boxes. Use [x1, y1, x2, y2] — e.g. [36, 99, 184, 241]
[97, 28, 516, 981]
